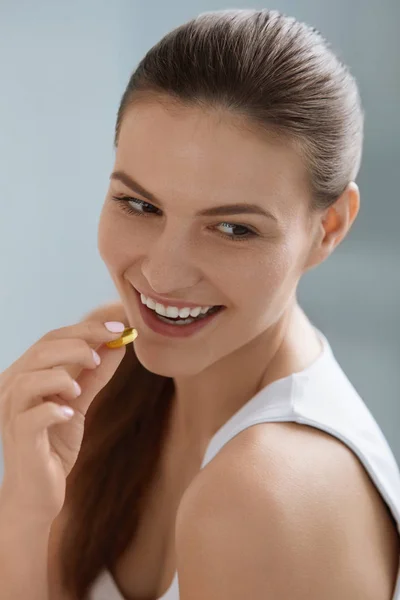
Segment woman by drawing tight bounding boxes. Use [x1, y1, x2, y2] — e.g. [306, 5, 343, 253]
[0, 8, 399, 600]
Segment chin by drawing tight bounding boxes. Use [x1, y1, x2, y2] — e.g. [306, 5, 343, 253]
[133, 342, 207, 378]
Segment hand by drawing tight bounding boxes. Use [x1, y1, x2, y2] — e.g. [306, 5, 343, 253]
[0, 320, 128, 523]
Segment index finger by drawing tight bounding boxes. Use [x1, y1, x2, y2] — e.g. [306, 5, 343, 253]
[42, 320, 127, 347]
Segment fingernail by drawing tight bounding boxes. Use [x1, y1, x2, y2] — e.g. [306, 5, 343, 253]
[73, 381, 82, 396]
[104, 321, 125, 333]
[92, 349, 101, 365]
[61, 406, 74, 418]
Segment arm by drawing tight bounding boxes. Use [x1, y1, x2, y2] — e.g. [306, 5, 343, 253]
[0, 496, 51, 600]
[175, 423, 399, 600]
[0, 300, 128, 600]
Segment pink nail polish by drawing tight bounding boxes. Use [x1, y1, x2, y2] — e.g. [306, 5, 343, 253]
[92, 349, 101, 365]
[104, 321, 125, 333]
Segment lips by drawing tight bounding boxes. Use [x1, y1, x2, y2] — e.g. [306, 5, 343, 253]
[132, 287, 225, 338]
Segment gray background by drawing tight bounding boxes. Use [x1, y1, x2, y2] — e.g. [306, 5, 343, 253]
[0, 0, 399, 480]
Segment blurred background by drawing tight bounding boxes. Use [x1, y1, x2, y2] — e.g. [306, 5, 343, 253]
[0, 0, 399, 480]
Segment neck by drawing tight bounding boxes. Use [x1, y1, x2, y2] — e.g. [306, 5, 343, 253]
[168, 301, 322, 455]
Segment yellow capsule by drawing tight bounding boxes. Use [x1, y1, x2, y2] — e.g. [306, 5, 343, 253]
[106, 327, 138, 349]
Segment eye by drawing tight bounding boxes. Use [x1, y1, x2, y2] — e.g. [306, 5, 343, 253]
[111, 195, 161, 216]
[111, 195, 258, 242]
[214, 222, 257, 242]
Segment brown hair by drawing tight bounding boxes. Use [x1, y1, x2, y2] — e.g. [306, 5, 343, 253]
[61, 8, 364, 597]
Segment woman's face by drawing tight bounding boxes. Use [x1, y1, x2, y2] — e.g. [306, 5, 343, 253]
[98, 100, 321, 376]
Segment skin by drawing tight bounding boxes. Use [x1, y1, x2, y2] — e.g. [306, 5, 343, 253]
[175, 422, 400, 599]
[3, 97, 398, 600]
[98, 97, 359, 457]
[50, 109, 396, 597]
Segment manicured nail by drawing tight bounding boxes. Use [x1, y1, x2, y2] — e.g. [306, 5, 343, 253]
[61, 406, 74, 418]
[104, 321, 125, 333]
[73, 381, 82, 396]
[92, 349, 101, 365]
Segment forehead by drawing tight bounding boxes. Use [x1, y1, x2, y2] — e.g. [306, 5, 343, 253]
[115, 100, 311, 212]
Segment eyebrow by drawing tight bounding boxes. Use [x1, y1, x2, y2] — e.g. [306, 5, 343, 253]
[110, 170, 278, 221]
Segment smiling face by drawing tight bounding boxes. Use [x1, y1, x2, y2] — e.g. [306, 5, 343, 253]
[98, 99, 321, 377]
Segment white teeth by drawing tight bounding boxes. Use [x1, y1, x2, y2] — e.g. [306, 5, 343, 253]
[155, 303, 167, 317]
[139, 292, 213, 319]
[147, 297, 156, 310]
[166, 306, 179, 318]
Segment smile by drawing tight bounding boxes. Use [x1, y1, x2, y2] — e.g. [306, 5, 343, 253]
[133, 288, 225, 338]
[140, 293, 217, 321]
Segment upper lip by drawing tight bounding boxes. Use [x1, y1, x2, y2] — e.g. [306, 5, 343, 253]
[133, 286, 220, 309]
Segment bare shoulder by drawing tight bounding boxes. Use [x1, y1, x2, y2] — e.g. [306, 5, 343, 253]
[81, 299, 127, 324]
[177, 422, 399, 599]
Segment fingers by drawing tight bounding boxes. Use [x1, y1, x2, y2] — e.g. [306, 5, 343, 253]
[13, 401, 75, 439]
[20, 338, 100, 373]
[7, 320, 126, 376]
[0, 317, 131, 522]
[0, 318, 130, 431]
[41, 320, 126, 346]
[5, 369, 81, 422]
[73, 342, 126, 414]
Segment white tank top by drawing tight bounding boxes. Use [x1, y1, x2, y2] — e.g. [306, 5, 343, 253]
[89, 328, 400, 600]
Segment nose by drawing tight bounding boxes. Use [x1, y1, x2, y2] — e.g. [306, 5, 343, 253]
[140, 229, 201, 296]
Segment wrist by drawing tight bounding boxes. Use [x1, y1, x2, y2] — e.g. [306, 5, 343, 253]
[0, 488, 54, 533]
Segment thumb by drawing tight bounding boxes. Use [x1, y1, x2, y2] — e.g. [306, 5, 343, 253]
[74, 343, 126, 414]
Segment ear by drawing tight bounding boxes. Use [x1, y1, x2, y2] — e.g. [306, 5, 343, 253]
[304, 182, 360, 272]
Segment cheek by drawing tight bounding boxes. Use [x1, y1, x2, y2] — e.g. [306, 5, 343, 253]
[233, 244, 293, 297]
[97, 204, 146, 269]
[227, 242, 300, 318]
